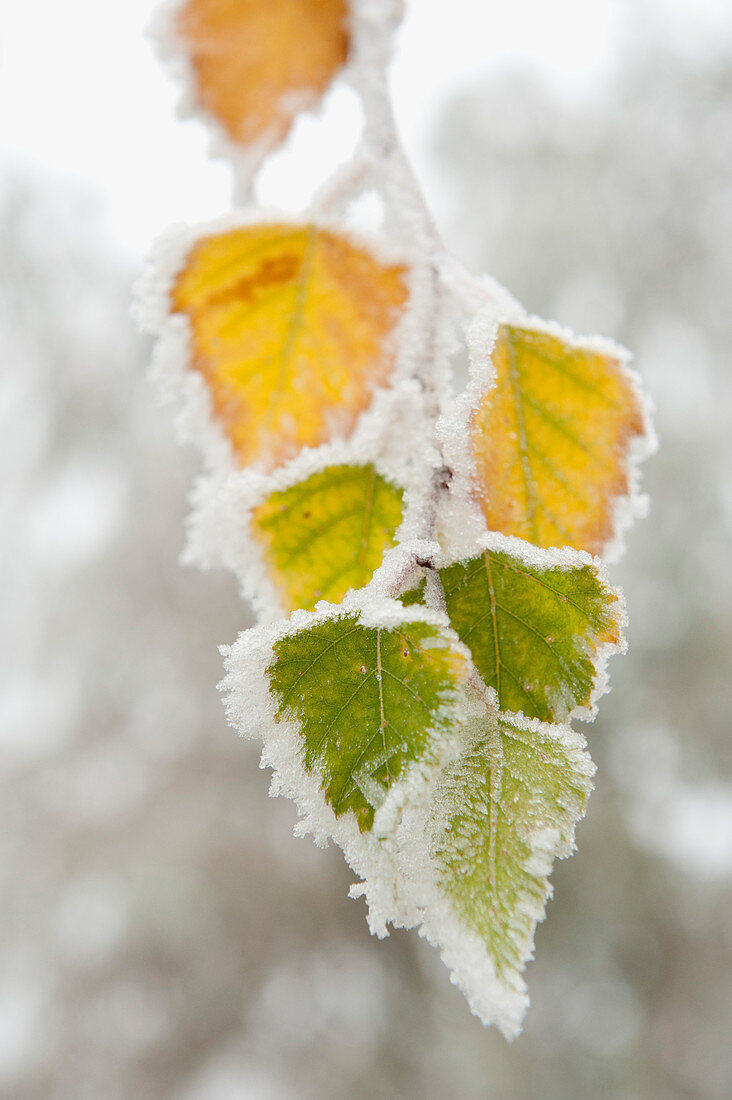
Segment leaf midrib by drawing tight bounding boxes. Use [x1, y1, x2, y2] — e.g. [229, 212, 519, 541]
[262, 224, 319, 435]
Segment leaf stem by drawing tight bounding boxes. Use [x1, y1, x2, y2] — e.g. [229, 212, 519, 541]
[356, 59, 455, 610]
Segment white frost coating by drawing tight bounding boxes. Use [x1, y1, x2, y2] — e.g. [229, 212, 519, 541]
[368, 541, 440, 601]
[395, 703, 595, 1038]
[438, 526, 605, 575]
[422, 904, 528, 1040]
[437, 307, 656, 565]
[220, 590, 471, 938]
[438, 255, 522, 333]
[436, 529, 627, 724]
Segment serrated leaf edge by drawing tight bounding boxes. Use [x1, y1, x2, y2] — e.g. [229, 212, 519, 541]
[436, 308, 656, 565]
[219, 593, 473, 936]
[395, 699, 595, 1039]
[134, 210, 440, 483]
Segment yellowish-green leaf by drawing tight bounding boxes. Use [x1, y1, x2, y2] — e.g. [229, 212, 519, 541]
[430, 698, 593, 984]
[471, 323, 646, 554]
[176, 0, 349, 151]
[252, 464, 404, 612]
[440, 545, 622, 723]
[267, 611, 469, 831]
[172, 223, 409, 472]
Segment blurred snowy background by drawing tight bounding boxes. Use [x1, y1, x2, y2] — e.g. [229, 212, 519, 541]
[3, 1, 732, 1097]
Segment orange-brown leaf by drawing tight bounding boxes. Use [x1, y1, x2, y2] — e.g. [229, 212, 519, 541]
[176, 0, 349, 150]
[171, 223, 409, 471]
[471, 323, 645, 555]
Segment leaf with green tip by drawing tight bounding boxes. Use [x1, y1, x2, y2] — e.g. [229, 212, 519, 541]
[252, 464, 404, 612]
[440, 541, 622, 723]
[424, 697, 594, 1033]
[266, 610, 469, 831]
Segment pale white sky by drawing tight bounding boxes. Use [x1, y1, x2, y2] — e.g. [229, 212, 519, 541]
[0, 0, 729, 259]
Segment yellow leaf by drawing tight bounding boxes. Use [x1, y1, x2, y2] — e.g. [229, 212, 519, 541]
[176, 0, 349, 150]
[252, 464, 404, 613]
[470, 323, 646, 555]
[171, 223, 409, 471]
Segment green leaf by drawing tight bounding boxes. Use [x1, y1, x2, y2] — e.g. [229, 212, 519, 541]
[399, 576, 426, 607]
[429, 697, 593, 1005]
[252, 464, 404, 612]
[266, 609, 468, 831]
[440, 542, 622, 723]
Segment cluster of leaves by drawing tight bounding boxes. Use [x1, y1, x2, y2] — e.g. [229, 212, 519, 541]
[138, 0, 653, 1037]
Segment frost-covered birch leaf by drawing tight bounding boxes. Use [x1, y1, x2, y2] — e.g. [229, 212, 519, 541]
[171, 223, 409, 471]
[252, 464, 404, 612]
[440, 542, 622, 723]
[471, 323, 646, 555]
[176, 0, 349, 151]
[267, 610, 469, 832]
[425, 699, 594, 1035]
